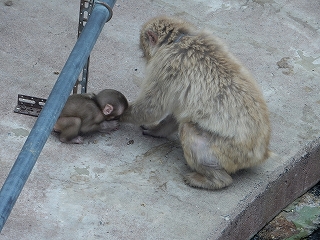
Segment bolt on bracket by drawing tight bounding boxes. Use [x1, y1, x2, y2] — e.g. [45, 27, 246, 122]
[14, 94, 47, 117]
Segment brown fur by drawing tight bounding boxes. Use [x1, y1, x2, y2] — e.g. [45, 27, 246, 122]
[121, 16, 271, 190]
[54, 89, 128, 144]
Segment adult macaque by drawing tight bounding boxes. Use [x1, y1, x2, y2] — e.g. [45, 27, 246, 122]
[121, 16, 271, 190]
[54, 89, 128, 144]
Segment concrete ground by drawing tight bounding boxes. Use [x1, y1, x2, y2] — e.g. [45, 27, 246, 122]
[0, 0, 319, 239]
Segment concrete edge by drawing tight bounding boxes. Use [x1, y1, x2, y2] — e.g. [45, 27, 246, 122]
[217, 138, 320, 240]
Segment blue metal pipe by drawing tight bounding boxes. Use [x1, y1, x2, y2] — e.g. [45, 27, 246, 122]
[0, 0, 117, 232]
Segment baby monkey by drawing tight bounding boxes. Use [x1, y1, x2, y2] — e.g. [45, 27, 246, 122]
[54, 89, 128, 144]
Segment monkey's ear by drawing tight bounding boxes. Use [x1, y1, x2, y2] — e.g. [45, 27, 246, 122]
[147, 30, 158, 46]
[103, 104, 113, 115]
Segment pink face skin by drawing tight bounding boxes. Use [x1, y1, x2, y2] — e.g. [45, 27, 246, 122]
[104, 105, 125, 121]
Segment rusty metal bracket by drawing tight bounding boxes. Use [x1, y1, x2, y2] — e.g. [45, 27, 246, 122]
[73, 0, 94, 94]
[14, 94, 46, 117]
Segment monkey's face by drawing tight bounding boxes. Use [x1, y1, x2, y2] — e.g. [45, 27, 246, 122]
[104, 107, 125, 121]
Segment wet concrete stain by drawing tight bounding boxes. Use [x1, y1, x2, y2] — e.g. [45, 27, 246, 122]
[287, 14, 319, 33]
[116, 141, 182, 188]
[301, 105, 320, 124]
[70, 166, 90, 184]
[93, 167, 106, 174]
[303, 86, 313, 93]
[277, 57, 294, 75]
[276, 51, 320, 76]
[297, 105, 320, 140]
[252, 0, 275, 7]
[296, 50, 320, 72]
[74, 166, 90, 175]
[118, 142, 179, 175]
[10, 128, 30, 137]
[271, 104, 320, 141]
[248, 39, 278, 54]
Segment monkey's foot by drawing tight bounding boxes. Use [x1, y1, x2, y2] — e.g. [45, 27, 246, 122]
[141, 115, 178, 138]
[141, 125, 174, 138]
[183, 172, 233, 190]
[70, 136, 84, 144]
[141, 126, 164, 138]
[60, 136, 84, 144]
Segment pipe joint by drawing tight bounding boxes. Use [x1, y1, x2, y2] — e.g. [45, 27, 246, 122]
[95, 1, 113, 22]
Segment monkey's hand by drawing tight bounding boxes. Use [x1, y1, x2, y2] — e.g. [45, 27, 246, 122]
[141, 125, 164, 138]
[141, 115, 178, 138]
[99, 120, 119, 133]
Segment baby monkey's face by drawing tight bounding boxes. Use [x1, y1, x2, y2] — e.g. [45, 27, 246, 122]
[104, 108, 125, 121]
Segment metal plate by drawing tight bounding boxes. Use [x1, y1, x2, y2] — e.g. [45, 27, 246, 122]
[14, 94, 47, 117]
[73, 0, 94, 94]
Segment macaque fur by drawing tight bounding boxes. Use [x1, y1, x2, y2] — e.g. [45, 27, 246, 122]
[121, 16, 271, 190]
[54, 89, 128, 144]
